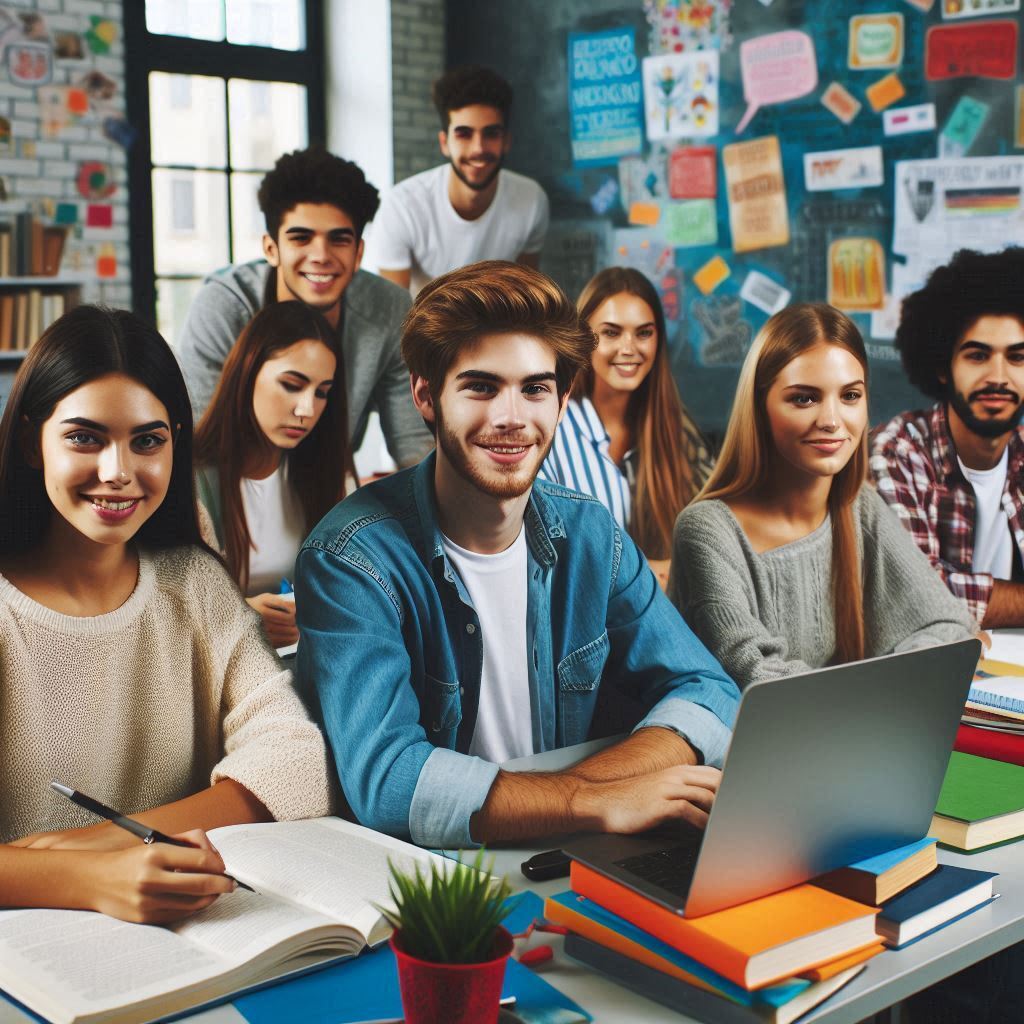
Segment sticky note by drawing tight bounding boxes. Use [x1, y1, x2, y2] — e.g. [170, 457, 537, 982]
[741, 271, 791, 315]
[925, 21, 1018, 80]
[96, 251, 117, 278]
[66, 88, 88, 115]
[848, 14, 904, 69]
[693, 255, 731, 295]
[665, 200, 718, 248]
[55, 202, 77, 225]
[883, 102, 936, 135]
[828, 238, 885, 311]
[737, 30, 817, 133]
[669, 146, 717, 199]
[821, 82, 862, 124]
[866, 73, 906, 112]
[86, 203, 112, 227]
[941, 95, 989, 156]
[628, 201, 661, 227]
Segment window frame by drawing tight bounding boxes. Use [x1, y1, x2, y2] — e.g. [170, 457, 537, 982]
[123, 0, 326, 325]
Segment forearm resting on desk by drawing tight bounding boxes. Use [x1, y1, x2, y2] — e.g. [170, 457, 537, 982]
[568, 726, 698, 782]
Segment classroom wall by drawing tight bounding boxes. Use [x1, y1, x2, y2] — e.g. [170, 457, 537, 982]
[447, 0, 1024, 435]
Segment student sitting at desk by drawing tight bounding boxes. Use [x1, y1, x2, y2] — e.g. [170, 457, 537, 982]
[0, 306, 330, 923]
[296, 260, 739, 849]
[670, 302, 975, 688]
[539, 267, 713, 588]
[195, 301, 355, 649]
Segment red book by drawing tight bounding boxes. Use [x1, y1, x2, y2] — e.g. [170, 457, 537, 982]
[954, 724, 1024, 768]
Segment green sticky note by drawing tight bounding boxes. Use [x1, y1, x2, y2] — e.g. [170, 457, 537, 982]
[665, 199, 717, 248]
[942, 96, 989, 154]
[55, 202, 77, 225]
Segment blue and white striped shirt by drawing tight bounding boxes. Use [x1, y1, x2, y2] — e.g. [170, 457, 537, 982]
[539, 398, 632, 528]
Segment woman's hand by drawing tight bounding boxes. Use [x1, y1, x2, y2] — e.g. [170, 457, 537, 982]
[9, 821, 133, 851]
[648, 558, 671, 592]
[246, 593, 299, 648]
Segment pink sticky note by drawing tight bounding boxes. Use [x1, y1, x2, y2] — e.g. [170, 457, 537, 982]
[86, 203, 112, 227]
[737, 30, 818, 133]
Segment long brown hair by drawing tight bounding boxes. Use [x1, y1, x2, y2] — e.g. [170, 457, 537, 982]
[698, 302, 868, 664]
[194, 301, 354, 591]
[574, 267, 700, 560]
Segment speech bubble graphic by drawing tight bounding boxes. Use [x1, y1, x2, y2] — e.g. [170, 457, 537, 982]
[737, 30, 817, 133]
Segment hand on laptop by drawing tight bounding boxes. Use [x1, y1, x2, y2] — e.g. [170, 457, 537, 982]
[581, 764, 721, 834]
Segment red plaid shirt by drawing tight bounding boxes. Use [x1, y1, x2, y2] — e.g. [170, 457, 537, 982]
[870, 402, 1024, 623]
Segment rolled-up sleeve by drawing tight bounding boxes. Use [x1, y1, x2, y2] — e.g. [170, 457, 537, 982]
[408, 748, 499, 848]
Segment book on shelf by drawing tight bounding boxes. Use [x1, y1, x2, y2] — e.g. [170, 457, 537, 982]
[930, 752, 1024, 851]
[875, 865, 998, 949]
[564, 933, 866, 1024]
[0, 817, 448, 1024]
[955, 723, 1024, 767]
[812, 837, 937, 906]
[545, 890, 882, 1020]
[6, 212, 67, 278]
[568, 861, 879, 990]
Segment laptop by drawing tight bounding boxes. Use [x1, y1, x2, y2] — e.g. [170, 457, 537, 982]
[562, 638, 980, 918]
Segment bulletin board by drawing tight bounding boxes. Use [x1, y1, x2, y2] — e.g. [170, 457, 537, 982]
[448, 0, 1024, 434]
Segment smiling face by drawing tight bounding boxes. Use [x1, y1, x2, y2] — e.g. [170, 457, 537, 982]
[764, 342, 868, 483]
[587, 291, 658, 401]
[412, 332, 564, 501]
[32, 373, 174, 550]
[251, 339, 336, 450]
[262, 203, 363, 324]
[945, 315, 1024, 440]
[439, 103, 509, 193]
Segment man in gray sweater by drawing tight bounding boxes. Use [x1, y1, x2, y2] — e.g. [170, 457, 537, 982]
[176, 146, 434, 469]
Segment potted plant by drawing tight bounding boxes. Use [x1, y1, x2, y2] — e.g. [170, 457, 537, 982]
[380, 849, 516, 1024]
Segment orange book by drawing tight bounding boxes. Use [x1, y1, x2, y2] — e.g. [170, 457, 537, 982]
[799, 943, 885, 982]
[570, 862, 879, 989]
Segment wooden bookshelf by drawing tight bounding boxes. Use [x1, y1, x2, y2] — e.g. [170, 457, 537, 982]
[0, 276, 86, 357]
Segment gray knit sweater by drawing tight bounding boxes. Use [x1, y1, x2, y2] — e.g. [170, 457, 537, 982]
[669, 486, 976, 689]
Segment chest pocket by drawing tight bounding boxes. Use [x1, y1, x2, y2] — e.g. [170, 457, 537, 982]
[422, 673, 462, 749]
[556, 631, 609, 746]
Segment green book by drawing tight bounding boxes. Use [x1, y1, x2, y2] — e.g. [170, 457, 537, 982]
[929, 752, 1024, 851]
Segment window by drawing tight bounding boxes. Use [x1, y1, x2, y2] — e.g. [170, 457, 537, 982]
[125, 1, 324, 346]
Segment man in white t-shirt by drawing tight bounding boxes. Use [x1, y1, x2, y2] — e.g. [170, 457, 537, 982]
[297, 261, 739, 848]
[368, 66, 550, 296]
[871, 247, 1024, 628]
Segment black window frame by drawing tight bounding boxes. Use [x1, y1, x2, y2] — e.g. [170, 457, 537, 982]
[123, 0, 326, 324]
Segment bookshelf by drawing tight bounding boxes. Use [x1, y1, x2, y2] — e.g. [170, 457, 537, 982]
[0, 276, 86, 358]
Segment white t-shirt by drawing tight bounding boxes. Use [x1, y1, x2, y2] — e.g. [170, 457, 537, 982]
[440, 526, 533, 764]
[367, 164, 550, 295]
[959, 449, 1013, 580]
[241, 464, 306, 596]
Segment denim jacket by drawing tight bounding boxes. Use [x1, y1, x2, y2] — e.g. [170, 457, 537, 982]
[295, 454, 739, 848]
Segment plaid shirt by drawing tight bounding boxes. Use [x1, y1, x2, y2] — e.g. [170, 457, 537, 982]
[869, 402, 1024, 623]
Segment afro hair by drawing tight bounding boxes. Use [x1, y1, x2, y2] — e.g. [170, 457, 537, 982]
[895, 247, 1024, 400]
[432, 65, 513, 130]
[257, 146, 379, 240]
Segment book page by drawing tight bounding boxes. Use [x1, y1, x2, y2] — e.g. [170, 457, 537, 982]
[209, 818, 443, 942]
[0, 909, 225, 1018]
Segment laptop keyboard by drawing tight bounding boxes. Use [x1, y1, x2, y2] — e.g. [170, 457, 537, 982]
[613, 842, 702, 898]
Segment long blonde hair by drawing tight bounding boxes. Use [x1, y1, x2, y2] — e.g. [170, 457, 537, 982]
[575, 267, 700, 560]
[698, 302, 868, 664]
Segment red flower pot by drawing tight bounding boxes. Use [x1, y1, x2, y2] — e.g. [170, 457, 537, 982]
[391, 926, 514, 1024]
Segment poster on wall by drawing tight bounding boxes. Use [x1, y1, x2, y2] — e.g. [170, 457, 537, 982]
[568, 27, 644, 166]
[642, 51, 719, 141]
[723, 135, 790, 252]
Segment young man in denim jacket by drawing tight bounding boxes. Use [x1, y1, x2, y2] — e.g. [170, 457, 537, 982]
[295, 260, 739, 848]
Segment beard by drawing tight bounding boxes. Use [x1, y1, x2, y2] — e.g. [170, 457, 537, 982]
[448, 151, 503, 193]
[948, 382, 1024, 439]
[435, 408, 551, 501]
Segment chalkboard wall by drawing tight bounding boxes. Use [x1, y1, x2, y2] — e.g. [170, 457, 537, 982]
[447, 0, 1024, 435]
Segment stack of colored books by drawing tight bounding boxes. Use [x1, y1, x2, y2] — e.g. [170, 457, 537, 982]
[552, 838, 998, 1022]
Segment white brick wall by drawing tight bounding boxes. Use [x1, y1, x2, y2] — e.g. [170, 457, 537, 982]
[0, 0, 130, 307]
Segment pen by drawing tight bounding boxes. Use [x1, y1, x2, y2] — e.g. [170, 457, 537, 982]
[50, 781, 255, 893]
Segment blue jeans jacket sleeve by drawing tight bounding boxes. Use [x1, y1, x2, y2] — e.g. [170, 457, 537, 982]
[607, 528, 739, 767]
[296, 544, 498, 845]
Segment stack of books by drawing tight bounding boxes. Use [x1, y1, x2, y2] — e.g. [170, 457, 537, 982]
[552, 838, 998, 1021]
[0, 288, 68, 351]
[931, 751, 1024, 851]
[0, 213, 67, 277]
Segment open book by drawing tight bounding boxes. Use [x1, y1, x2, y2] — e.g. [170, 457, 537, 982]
[0, 817, 445, 1024]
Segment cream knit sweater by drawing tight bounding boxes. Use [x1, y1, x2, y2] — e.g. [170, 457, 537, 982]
[0, 545, 331, 842]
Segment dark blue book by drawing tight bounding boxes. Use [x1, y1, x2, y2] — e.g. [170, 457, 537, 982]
[877, 864, 998, 948]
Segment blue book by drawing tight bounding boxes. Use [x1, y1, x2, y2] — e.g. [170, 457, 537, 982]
[876, 864, 998, 948]
[813, 837, 938, 905]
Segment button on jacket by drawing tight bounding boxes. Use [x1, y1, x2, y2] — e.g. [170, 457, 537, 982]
[296, 453, 739, 848]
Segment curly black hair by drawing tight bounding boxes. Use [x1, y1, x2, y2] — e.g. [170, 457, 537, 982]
[432, 65, 513, 130]
[895, 247, 1024, 400]
[257, 146, 380, 240]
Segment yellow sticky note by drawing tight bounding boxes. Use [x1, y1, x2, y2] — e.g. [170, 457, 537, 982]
[866, 73, 905, 113]
[628, 201, 661, 226]
[693, 255, 730, 295]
